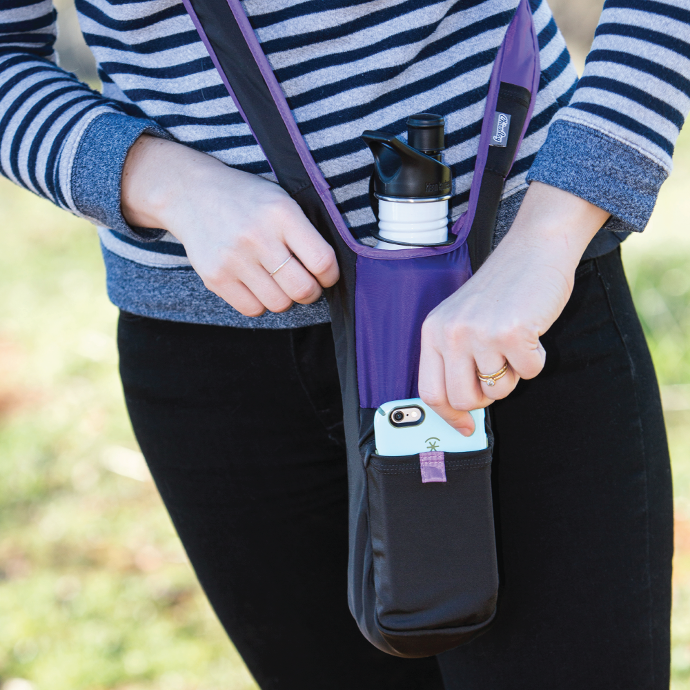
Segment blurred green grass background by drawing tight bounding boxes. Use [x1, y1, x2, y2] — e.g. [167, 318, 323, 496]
[0, 181, 258, 689]
[1, 1, 690, 687]
[1, 131, 689, 690]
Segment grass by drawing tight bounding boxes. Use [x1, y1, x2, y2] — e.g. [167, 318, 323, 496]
[0, 183, 257, 688]
[0, 124, 689, 688]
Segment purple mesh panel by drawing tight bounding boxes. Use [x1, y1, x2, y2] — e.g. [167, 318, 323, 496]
[355, 246, 472, 409]
[356, 0, 539, 408]
[420, 452, 447, 483]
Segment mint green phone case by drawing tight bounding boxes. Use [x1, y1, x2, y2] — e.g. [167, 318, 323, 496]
[374, 398, 487, 456]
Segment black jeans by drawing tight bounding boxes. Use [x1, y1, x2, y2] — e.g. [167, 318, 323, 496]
[118, 248, 672, 690]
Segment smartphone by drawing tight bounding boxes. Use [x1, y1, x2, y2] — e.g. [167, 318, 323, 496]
[374, 398, 487, 456]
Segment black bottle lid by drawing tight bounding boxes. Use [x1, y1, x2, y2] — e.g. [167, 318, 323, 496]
[362, 113, 451, 200]
[407, 113, 445, 158]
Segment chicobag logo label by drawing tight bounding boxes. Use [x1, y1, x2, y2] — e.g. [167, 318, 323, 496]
[491, 111, 511, 147]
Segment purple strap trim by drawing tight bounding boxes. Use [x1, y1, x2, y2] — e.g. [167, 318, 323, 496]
[500, 0, 540, 92]
[181, 0, 276, 178]
[502, 0, 541, 170]
[450, 0, 539, 238]
[450, 34, 506, 240]
[420, 452, 447, 483]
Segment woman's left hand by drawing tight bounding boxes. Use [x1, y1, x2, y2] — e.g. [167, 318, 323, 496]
[418, 182, 610, 435]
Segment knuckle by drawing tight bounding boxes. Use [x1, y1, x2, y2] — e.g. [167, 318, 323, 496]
[291, 281, 319, 303]
[240, 304, 266, 317]
[268, 297, 294, 313]
[216, 245, 235, 263]
[418, 388, 445, 410]
[441, 320, 468, 346]
[264, 195, 295, 226]
[202, 252, 235, 289]
[309, 246, 337, 276]
[494, 320, 533, 347]
[521, 360, 544, 380]
[493, 326, 519, 346]
[448, 384, 483, 410]
[448, 396, 476, 411]
[473, 324, 494, 344]
[270, 193, 296, 217]
[234, 232, 259, 254]
[201, 275, 217, 293]
[201, 266, 225, 292]
[420, 317, 441, 345]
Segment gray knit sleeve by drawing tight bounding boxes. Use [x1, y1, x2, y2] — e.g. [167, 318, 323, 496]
[71, 112, 172, 241]
[528, 0, 690, 231]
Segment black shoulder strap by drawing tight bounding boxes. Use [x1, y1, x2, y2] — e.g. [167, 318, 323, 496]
[188, 0, 311, 198]
[467, 82, 531, 270]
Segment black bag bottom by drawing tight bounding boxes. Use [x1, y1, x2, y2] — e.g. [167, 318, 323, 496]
[366, 447, 499, 657]
[378, 608, 497, 658]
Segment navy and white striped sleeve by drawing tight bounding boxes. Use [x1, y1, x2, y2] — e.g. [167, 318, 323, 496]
[0, 0, 166, 238]
[527, 0, 690, 232]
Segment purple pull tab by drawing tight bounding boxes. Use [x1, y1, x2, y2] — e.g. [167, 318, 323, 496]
[419, 451, 447, 483]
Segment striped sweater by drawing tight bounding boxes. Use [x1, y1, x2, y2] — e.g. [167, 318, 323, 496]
[1, 0, 688, 328]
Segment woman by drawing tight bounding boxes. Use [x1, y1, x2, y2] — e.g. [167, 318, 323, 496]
[1, 0, 686, 686]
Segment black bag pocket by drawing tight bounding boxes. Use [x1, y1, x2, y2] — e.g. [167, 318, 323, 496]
[366, 447, 498, 657]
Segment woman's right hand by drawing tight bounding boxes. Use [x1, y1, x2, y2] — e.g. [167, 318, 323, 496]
[121, 134, 339, 317]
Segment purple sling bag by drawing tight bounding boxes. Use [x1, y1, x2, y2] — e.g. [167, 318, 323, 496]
[182, 0, 540, 657]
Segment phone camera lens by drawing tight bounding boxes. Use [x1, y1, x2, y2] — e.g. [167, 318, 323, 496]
[392, 411, 404, 422]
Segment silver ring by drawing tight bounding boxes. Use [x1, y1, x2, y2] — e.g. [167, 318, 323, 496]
[269, 254, 294, 277]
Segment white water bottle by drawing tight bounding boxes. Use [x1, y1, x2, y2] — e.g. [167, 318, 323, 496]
[376, 198, 449, 250]
[363, 114, 452, 250]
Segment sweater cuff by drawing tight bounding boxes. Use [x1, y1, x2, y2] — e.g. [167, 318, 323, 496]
[527, 120, 668, 233]
[71, 112, 171, 241]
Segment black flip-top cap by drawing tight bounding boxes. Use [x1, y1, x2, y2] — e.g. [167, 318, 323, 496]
[407, 113, 445, 154]
[362, 128, 452, 200]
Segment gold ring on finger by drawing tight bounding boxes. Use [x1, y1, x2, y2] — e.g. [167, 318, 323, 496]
[476, 361, 509, 387]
